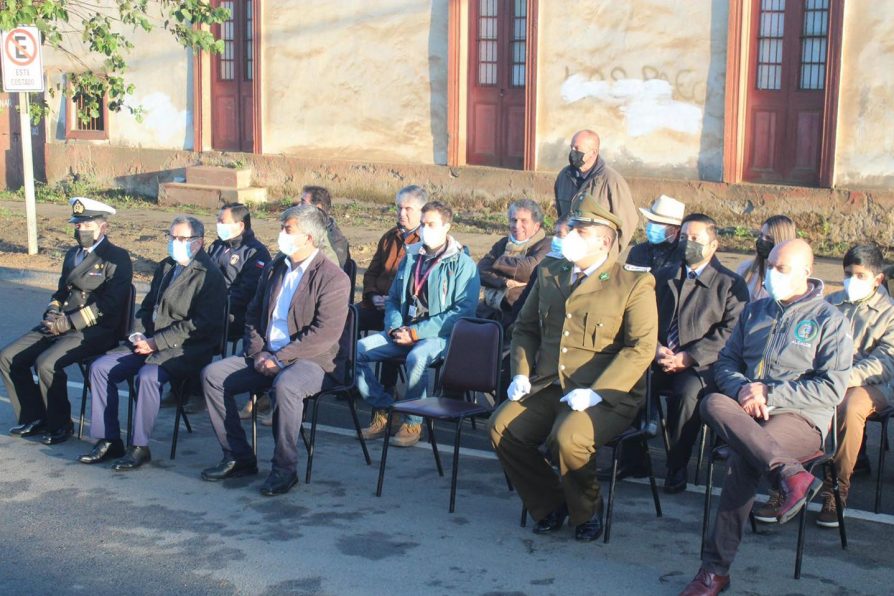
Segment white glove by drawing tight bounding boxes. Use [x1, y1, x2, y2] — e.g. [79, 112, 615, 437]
[560, 388, 603, 411]
[507, 375, 532, 401]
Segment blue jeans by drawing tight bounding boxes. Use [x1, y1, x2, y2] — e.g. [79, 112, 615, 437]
[356, 332, 447, 424]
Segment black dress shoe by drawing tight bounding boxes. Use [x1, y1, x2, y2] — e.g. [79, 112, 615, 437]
[260, 470, 299, 496]
[596, 462, 649, 482]
[41, 423, 74, 445]
[532, 503, 568, 534]
[78, 439, 126, 464]
[575, 513, 604, 542]
[201, 457, 259, 482]
[664, 466, 688, 494]
[112, 446, 152, 471]
[13, 419, 47, 437]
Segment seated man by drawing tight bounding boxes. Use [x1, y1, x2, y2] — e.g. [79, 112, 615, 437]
[299, 185, 350, 267]
[682, 239, 852, 596]
[200, 205, 349, 496]
[626, 194, 685, 272]
[79, 216, 226, 470]
[477, 198, 551, 324]
[490, 197, 657, 543]
[356, 200, 479, 448]
[507, 216, 570, 331]
[651, 214, 748, 494]
[0, 197, 132, 445]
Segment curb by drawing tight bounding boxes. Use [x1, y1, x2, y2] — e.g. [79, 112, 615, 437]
[0, 266, 151, 294]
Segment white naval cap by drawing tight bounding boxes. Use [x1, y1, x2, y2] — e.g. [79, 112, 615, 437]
[69, 197, 117, 223]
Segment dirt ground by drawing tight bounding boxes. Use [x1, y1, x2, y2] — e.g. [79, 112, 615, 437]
[0, 198, 845, 292]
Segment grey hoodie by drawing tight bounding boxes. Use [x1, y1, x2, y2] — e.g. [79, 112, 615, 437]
[713, 279, 853, 440]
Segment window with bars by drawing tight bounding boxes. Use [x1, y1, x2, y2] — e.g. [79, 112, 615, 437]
[67, 87, 108, 140]
[245, 0, 253, 81]
[510, 0, 526, 87]
[756, 0, 785, 90]
[477, 0, 498, 86]
[800, 0, 828, 90]
[218, 0, 235, 81]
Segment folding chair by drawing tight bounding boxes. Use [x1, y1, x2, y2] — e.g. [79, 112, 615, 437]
[376, 317, 504, 512]
[867, 405, 894, 513]
[343, 257, 357, 305]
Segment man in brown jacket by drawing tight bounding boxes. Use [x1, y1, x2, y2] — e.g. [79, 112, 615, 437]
[554, 129, 639, 253]
[490, 196, 658, 543]
[200, 205, 350, 496]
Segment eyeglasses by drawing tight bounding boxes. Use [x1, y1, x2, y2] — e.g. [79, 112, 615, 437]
[164, 232, 201, 242]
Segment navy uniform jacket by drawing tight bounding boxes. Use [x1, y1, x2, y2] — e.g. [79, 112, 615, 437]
[207, 229, 271, 335]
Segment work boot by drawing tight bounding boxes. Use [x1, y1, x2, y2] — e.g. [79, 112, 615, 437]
[816, 493, 844, 528]
[239, 393, 272, 420]
[360, 410, 400, 440]
[777, 471, 822, 524]
[389, 423, 422, 447]
[752, 489, 783, 523]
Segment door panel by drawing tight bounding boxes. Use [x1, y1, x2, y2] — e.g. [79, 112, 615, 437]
[211, 0, 254, 152]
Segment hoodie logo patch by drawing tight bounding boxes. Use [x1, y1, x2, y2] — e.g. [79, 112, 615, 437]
[792, 319, 819, 347]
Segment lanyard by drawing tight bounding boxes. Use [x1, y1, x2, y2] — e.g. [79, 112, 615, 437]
[412, 250, 444, 298]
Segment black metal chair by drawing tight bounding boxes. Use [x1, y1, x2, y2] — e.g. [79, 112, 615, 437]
[654, 389, 710, 487]
[343, 257, 357, 305]
[700, 410, 847, 579]
[867, 405, 894, 513]
[77, 284, 137, 440]
[376, 317, 504, 513]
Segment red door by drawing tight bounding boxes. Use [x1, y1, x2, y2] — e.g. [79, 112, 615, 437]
[743, 0, 830, 186]
[467, 0, 526, 169]
[0, 93, 46, 189]
[211, 0, 254, 152]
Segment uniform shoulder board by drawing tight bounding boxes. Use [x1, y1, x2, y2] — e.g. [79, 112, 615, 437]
[624, 264, 651, 273]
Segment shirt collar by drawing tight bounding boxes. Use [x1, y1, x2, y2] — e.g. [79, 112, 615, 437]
[572, 259, 604, 280]
[686, 261, 709, 278]
[285, 249, 319, 274]
[83, 235, 106, 254]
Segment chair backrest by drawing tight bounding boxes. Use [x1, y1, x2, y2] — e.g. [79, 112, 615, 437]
[439, 317, 504, 398]
[217, 300, 231, 358]
[117, 283, 137, 341]
[343, 258, 357, 305]
[332, 304, 359, 388]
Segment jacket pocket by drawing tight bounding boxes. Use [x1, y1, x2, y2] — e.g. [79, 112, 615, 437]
[584, 312, 622, 351]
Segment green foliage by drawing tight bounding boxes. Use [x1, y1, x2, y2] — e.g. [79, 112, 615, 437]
[0, 0, 228, 124]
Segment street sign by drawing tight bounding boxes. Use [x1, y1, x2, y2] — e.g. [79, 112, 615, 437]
[1, 26, 45, 92]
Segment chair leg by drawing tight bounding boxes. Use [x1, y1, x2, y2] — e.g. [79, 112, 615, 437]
[604, 444, 621, 544]
[78, 373, 89, 440]
[794, 499, 810, 579]
[656, 396, 671, 458]
[642, 439, 662, 517]
[375, 410, 396, 497]
[694, 424, 708, 486]
[305, 397, 321, 484]
[504, 472, 514, 492]
[749, 512, 757, 534]
[126, 379, 136, 447]
[425, 417, 444, 477]
[520, 506, 528, 528]
[700, 458, 715, 559]
[449, 420, 463, 513]
[877, 418, 889, 514]
[829, 462, 848, 549]
[251, 393, 258, 457]
[171, 405, 182, 460]
[347, 393, 371, 465]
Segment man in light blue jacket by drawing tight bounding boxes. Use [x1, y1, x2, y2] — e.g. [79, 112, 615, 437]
[356, 201, 480, 447]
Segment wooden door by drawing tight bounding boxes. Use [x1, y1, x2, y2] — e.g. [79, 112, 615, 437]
[743, 0, 831, 186]
[211, 0, 254, 152]
[0, 93, 45, 189]
[467, 0, 527, 169]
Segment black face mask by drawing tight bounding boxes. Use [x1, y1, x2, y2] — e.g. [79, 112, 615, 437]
[568, 149, 586, 169]
[74, 228, 96, 249]
[681, 239, 709, 267]
[755, 237, 774, 259]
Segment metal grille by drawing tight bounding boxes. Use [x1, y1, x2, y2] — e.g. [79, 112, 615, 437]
[756, 0, 785, 90]
[73, 93, 104, 131]
[218, 1, 235, 81]
[477, 0, 498, 86]
[510, 0, 526, 87]
[245, 0, 253, 81]
[799, 0, 828, 90]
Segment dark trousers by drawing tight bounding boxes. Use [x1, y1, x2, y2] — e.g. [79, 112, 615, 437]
[89, 351, 171, 447]
[653, 367, 707, 471]
[356, 304, 397, 388]
[700, 393, 822, 575]
[201, 355, 326, 475]
[0, 328, 114, 429]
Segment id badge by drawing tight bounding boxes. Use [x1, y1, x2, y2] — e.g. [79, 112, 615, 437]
[407, 304, 418, 318]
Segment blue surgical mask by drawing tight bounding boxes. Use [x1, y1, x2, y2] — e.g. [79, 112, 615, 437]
[550, 236, 563, 255]
[169, 239, 193, 266]
[645, 222, 668, 245]
[508, 234, 528, 246]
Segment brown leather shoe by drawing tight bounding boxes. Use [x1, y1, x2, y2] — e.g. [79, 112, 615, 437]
[777, 470, 822, 524]
[680, 568, 730, 596]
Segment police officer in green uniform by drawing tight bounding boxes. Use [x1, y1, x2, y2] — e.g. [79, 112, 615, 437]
[490, 196, 658, 542]
[0, 197, 133, 444]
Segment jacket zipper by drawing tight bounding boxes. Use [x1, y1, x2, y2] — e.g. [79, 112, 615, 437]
[754, 308, 781, 380]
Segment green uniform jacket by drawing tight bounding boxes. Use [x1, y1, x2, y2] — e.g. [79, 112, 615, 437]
[511, 256, 658, 415]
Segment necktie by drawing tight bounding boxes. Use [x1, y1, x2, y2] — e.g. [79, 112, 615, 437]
[667, 271, 697, 351]
[75, 249, 88, 266]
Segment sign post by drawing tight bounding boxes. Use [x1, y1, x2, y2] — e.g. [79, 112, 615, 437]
[1, 26, 45, 256]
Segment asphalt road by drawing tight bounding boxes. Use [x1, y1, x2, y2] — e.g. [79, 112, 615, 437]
[0, 278, 892, 595]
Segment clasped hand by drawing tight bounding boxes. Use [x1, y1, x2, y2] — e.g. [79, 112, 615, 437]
[737, 382, 769, 420]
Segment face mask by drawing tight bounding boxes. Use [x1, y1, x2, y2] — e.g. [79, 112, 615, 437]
[74, 228, 96, 249]
[550, 236, 563, 255]
[682, 240, 709, 267]
[216, 222, 241, 241]
[844, 277, 876, 302]
[277, 230, 303, 256]
[756, 237, 774, 259]
[645, 222, 668, 245]
[764, 268, 796, 302]
[169, 239, 193, 266]
[421, 226, 448, 249]
[560, 230, 591, 263]
[568, 149, 586, 169]
[508, 234, 528, 246]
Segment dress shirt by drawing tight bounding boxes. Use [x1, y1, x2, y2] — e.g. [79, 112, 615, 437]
[268, 250, 318, 352]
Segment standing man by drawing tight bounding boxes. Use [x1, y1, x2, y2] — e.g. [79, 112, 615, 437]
[356, 201, 480, 447]
[200, 205, 349, 496]
[626, 194, 686, 272]
[0, 198, 132, 444]
[299, 185, 350, 267]
[490, 196, 657, 543]
[554, 129, 638, 253]
[78, 216, 226, 470]
[682, 239, 851, 596]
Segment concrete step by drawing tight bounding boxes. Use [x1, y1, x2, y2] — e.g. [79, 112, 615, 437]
[158, 182, 267, 209]
[185, 166, 252, 189]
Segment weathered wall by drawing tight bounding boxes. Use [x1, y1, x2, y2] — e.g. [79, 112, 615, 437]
[262, 0, 448, 164]
[534, 0, 728, 180]
[833, 1, 894, 188]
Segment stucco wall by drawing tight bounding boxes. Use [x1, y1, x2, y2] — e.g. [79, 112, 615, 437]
[534, 0, 728, 180]
[262, 0, 448, 164]
[833, 1, 894, 188]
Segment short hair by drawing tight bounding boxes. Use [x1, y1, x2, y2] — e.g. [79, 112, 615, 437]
[421, 201, 453, 224]
[301, 185, 332, 215]
[221, 203, 252, 230]
[396, 185, 428, 208]
[279, 204, 327, 248]
[843, 244, 885, 274]
[508, 199, 544, 225]
[171, 215, 204, 238]
[681, 213, 717, 241]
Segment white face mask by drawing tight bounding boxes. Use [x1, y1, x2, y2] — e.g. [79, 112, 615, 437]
[216, 222, 241, 241]
[764, 268, 797, 301]
[420, 225, 448, 249]
[560, 230, 590, 263]
[844, 277, 876, 302]
[169, 239, 193, 266]
[277, 230, 303, 256]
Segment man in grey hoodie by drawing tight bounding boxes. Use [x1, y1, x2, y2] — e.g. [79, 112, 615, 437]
[681, 239, 852, 596]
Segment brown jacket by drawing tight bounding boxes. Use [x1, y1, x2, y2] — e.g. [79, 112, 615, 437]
[477, 233, 551, 306]
[362, 225, 420, 300]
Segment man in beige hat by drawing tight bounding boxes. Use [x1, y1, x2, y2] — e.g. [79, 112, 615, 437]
[626, 194, 686, 272]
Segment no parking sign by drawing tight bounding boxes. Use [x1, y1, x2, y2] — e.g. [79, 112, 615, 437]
[1, 26, 45, 92]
